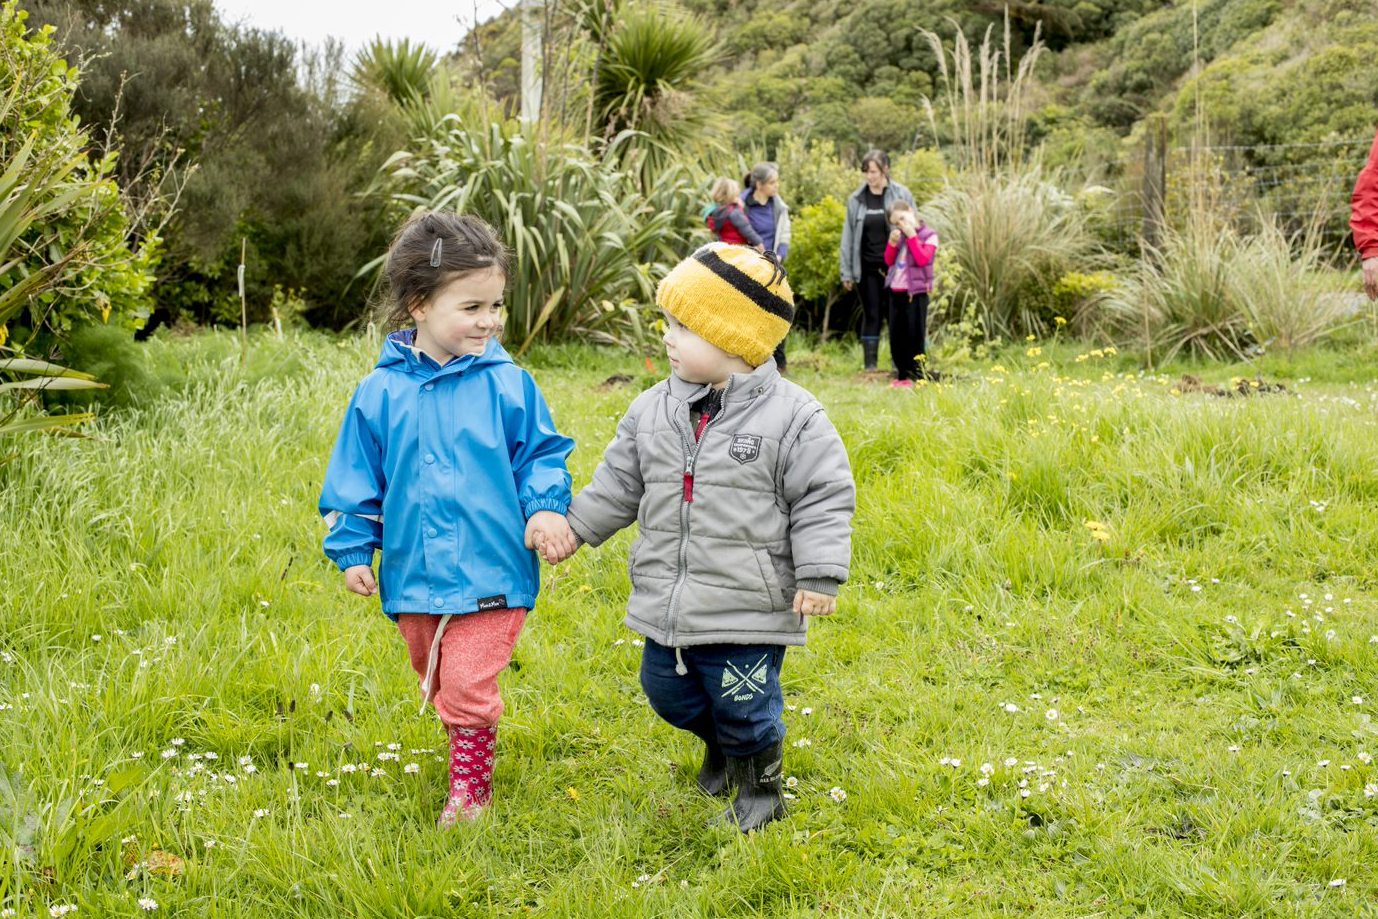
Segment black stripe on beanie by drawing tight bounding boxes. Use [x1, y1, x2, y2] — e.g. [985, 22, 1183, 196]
[692, 249, 794, 322]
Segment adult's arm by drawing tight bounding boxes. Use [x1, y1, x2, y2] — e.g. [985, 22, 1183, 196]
[1352, 127, 1378, 299]
[838, 193, 857, 284]
[775, 204, 791, 260]
[726, 206, 764, 247]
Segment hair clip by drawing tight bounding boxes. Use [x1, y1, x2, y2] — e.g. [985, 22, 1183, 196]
[430, 238, 443, 268]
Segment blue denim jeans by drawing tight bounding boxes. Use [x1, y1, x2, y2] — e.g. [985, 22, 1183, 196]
[639, 639, 787, 758]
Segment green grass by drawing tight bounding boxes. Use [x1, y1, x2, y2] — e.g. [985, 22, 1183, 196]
[2, 328, 1378, 917]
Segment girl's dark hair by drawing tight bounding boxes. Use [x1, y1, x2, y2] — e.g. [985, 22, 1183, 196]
[380, 211, 510, 327]
[743, 161, 779, 192]
[860, 149, 890, 174]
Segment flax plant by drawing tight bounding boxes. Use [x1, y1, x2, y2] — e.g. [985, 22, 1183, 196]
[375, 98, 698, 354]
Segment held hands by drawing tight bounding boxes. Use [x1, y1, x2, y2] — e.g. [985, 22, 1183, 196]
[525, 510, 579, 565]
[793, 589, 836, 618]
[1364, 256, 1378, 301]
[344, 564, 378, 597]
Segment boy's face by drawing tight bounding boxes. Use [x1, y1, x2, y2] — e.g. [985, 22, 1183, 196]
[661, 310, 749, 387]
[409, 267, 505, 364]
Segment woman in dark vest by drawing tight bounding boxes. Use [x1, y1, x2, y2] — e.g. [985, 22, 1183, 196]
[741, 162, 792, 372]
[839, 150, 917, 372]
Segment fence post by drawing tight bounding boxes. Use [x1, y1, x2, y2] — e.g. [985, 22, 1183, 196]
[1142, 114, 1168, 254]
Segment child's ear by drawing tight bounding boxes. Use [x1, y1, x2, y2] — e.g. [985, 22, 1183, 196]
[406, 295, 428, 323]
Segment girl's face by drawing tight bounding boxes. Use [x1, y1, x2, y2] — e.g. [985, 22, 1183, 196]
[863, 162, 888, 192]
[661, 311, 750, 387]
[408, 267, 506, 365]
[889, 207, 915, 228]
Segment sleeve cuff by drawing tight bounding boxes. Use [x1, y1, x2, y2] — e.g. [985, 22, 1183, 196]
[523, 497, 570, 518]
[796, 578, 839, 596]
[334, 552, 374, 571]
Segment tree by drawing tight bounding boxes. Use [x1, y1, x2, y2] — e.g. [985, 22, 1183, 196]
[27, 0, 396, 328]
[787, 196, 846, 339]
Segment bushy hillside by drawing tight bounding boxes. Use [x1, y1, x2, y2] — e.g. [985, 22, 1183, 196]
[464, 0, 1378, 164]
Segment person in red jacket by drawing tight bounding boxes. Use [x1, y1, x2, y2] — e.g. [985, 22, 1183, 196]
[705, 178, 765, 250]
[1351, 126, 1378, 301]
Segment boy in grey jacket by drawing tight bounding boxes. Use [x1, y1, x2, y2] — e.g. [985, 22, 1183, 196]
[553, 242, 855, 832]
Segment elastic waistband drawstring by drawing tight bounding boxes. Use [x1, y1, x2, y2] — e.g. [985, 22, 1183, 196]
[419, 613, 453, 715]
[674, 647, 688, 676]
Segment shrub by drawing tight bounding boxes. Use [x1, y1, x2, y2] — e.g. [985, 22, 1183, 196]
[380, 101, 699, 354]
[892, 148, 946, 206]
[0, 2, 157, 342]
[775, 136, 857, 211]
[926, 168, 1097, 339]
[1052, 270, 1120, 336]
[1101, 212, 1350, 364]
[787, 196, 846, 338]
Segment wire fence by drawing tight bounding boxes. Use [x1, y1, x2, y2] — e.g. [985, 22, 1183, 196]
[1099, 135, 1371, 256]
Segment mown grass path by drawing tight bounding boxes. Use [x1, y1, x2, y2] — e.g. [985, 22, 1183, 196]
[2, 332, 1376, 917]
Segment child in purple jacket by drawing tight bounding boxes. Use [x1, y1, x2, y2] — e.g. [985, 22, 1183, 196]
[883, 200, 938, 386]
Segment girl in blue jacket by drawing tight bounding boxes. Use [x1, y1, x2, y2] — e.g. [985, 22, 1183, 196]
[319, 212, 576, 827]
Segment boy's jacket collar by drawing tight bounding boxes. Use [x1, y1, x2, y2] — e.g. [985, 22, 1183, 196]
[667, 358, 780, 403]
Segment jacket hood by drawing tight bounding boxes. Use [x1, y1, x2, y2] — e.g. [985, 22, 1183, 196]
[375, 329, 514, 375]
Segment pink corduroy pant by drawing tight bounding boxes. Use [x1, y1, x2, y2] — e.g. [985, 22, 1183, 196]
[397, 608, 527, 728]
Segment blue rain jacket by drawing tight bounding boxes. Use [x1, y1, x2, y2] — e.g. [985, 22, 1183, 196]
[319, 331, 574, 620]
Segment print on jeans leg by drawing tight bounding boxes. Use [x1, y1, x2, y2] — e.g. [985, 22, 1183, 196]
[720, 655, 770, 702]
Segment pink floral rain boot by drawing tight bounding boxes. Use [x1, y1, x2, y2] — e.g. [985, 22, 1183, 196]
[438, 724, 498, 828]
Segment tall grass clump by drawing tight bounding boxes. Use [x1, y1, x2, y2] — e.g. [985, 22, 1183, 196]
[919, 15, 1097, 339]
[1104, 213, 1351, 365]
[1233, 218, 1355, 357]
[927, 168, 1097, 338]
[377, 98, 700, 355]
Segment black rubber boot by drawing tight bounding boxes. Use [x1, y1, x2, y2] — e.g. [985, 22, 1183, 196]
[713, 743, 786, 833]
[697, 740, 728, 796]
[862, 339, 879, 371]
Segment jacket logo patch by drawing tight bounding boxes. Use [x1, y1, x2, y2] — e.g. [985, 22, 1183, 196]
[476, 595, 507, 611]
[728, 434, 762, 465]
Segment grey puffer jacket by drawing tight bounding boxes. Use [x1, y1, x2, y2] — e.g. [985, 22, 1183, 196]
[567, 361, 855, 648]
[839, 179, 917, 284]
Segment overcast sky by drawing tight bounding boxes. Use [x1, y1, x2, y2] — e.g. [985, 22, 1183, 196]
[211, 0, 510, 55]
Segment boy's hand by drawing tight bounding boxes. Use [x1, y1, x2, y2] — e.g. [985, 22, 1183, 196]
[525, 511, 579, 564]
[344, 565, 378, 597]
[793, 589, 836, 617]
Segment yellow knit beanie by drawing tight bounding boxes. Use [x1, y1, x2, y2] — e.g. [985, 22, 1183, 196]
[655, 243, 794, 367]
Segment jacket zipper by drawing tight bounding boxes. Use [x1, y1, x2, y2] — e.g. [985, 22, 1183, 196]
[666, 381, 731, 644]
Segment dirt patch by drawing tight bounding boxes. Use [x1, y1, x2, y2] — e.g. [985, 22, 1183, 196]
[1177, 374, 1289, 397]
[595, 373, 635, 392]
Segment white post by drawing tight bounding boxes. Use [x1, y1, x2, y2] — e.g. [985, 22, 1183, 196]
[520, 0, 544, 123]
